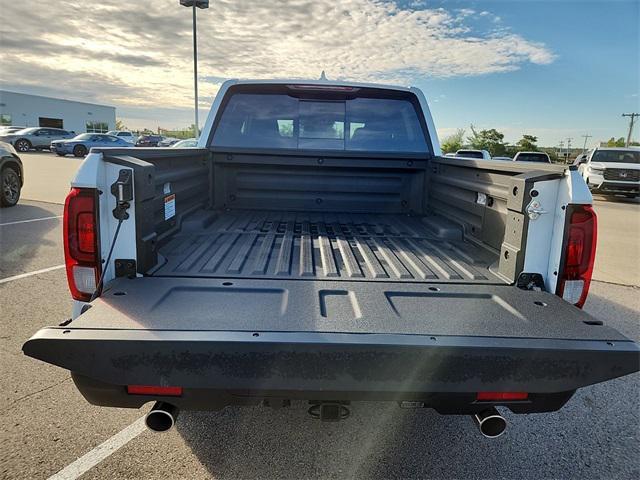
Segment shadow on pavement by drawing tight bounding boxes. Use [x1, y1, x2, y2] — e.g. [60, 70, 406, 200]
[0, 203, 61, 277]
[176, 288, 639, 479]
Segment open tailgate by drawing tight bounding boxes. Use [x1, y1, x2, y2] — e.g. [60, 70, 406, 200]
[24, 277, 640, 395]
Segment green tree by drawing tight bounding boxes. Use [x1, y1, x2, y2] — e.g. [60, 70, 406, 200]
[606, 137, 626, 147]
[467, 126, 507, 157]
[440, 128, 465, 153]
[516, 134, 538, 151]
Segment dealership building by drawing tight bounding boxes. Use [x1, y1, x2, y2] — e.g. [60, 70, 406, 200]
[0, 90, 116, 133]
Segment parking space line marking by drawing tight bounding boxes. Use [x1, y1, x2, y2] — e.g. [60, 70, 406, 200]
[0, 265, 65, 284]
[47, 417, 147, 480]
[0, 215, 63, 226]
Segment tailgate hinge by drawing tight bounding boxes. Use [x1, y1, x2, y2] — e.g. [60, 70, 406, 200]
[115, 259, 137, 278]
[517, 272, 546, 291]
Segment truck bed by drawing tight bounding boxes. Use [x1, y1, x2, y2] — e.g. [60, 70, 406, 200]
[152, 209, 504, 284]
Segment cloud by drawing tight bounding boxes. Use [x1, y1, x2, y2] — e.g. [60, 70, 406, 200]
[0, 0, 556, 127]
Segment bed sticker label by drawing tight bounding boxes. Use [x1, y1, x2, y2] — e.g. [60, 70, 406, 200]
[476, 192, 487, 205]
[164, 194, 176, 220]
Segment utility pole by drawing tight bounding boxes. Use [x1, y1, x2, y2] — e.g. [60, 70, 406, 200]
[581, 134, 592, 153]
[566, 137, 572, 163]
[622, 113, 639, 147]
[558, 140, 564, 161]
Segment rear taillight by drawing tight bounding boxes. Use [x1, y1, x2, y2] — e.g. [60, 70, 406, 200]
[64, 188, 100, 301]
[556, 204, 597, 308]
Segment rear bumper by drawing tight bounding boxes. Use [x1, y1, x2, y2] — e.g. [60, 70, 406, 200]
[23, 328, 640, 412]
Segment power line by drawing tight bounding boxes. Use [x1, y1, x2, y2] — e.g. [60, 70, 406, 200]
[581, 134, 592, 153]
[622, 113, 639, 147]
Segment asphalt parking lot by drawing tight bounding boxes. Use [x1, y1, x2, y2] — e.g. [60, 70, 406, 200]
[1, 152, 639, 480]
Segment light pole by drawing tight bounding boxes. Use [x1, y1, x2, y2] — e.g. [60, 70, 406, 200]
[180, 1, 209, 139]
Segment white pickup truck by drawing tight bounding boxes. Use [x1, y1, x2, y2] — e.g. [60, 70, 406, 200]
[577, 147, 640, 198]
[23, 79, 639, 438]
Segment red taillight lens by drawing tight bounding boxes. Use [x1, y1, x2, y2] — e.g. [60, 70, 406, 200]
[556, 204, 597, 308]
[476, 392, 529, 401]
[127, 385, 183, 396]
[64, 188, 100, 301]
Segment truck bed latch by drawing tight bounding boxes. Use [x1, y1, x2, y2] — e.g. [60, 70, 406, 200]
[526, 199, 547, 220]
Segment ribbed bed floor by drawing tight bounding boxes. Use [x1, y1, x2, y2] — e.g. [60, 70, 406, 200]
[153, 210, 504, 284]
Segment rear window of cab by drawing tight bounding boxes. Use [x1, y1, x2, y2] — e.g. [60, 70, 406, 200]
[211, 90, 429, 154]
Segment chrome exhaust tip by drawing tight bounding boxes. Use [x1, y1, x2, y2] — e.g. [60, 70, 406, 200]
[473, 407, 507, 438]
[145, 402, 178, 433]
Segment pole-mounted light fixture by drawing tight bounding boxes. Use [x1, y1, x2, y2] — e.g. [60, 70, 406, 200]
[180, 0, 209, 139]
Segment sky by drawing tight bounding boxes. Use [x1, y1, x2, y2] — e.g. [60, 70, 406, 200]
[0, 0, 638, 146]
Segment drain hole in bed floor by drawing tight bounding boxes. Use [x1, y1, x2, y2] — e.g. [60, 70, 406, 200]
[222, 282, 233, 286]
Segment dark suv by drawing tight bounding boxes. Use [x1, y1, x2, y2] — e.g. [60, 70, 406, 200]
[135, 135, 165, 147]
[0, 141, 24, 207]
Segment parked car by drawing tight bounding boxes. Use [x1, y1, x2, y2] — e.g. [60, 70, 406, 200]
[577, 147, 640, 198]
[135, 135, 165, 147]
[513, 151, 551, 163]
[0, 141, 23, 207]
[492, 156, 512, 161]
[158, 137, 180, 147]
[23, 79, 639, 438]
[51, 133, 132, 157]
[0, 127, 75, 152]
[455, 149, 491, 160]
[106, 130, 137, 144]
[171, 138, 198, 148]
[0, 126, 27, 135]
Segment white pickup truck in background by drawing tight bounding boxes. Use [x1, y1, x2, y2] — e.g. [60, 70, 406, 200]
[513, 151, 551, 163]
[23, 79, 639, 438]
[577, 147, 640, 198]
[454, 149, 492, 160]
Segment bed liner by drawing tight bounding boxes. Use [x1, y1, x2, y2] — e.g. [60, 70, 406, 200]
[152, 209, 505, 284]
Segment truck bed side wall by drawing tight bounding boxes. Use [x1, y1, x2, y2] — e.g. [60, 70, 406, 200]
[95, 148, 210, 273]
[428, 156, 568, 283]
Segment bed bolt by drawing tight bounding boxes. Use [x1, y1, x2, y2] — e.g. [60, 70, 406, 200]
[317, 158, 324, 164]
